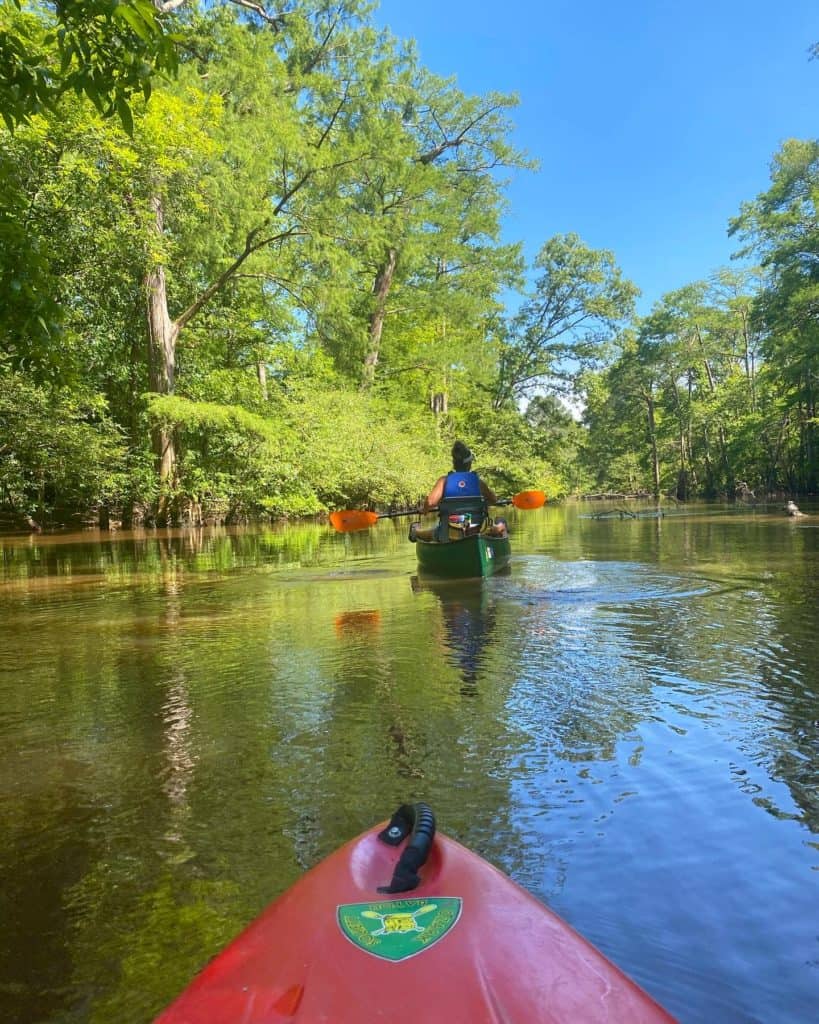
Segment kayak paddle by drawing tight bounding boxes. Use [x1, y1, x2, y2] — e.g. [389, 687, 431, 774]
[329, 508, 423, 533]
[329, 490, 547, 533]
[502, 489, 547, 510]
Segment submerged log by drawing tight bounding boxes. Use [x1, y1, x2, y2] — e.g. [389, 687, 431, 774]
[581, 491, 651, 501]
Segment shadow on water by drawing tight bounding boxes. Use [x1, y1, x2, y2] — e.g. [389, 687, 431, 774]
[410, 574, 505, 697]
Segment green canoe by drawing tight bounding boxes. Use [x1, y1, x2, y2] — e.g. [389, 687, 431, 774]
[414, 532, 511, 578]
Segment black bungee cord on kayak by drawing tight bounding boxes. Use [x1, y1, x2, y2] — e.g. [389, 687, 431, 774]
[376, 803, 436, 894]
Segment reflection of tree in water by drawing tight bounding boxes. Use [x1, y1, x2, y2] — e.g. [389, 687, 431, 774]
[284, 580, 524, 862]
[0, 520, 355, 587]
[411, 576, 499, 696]
[329, 609, 426, 790]
[0, 551, 529, 1022]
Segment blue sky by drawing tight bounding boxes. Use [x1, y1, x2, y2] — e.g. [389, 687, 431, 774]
[374, 0, 818, 314]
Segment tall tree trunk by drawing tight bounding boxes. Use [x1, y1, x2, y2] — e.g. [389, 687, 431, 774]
[138, 195, 293, 523]
[644, 387, 661, 498]
[257, 360, 269, 401]
[361, 247, 398, 389]
[694, 325, 731, 488]
[145, 196, 180, 525]
[668, 379, 688, 484]
[740, 309, 757, 412]
[805, 378, 817, 491]
[430, 391, 448, 415]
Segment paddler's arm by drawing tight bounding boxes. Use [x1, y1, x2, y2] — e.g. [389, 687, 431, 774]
[480, 479, 498, 505]
[424, 476, 445, 512]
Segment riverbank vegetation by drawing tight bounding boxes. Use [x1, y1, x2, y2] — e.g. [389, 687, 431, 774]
[1, 2, 817, 528]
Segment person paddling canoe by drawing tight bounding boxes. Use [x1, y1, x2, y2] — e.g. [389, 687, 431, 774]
[411, 441, 507, 542]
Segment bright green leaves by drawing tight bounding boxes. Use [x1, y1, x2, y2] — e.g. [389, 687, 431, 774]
[1, 0, 180, 134]
[0, 372, 127, 513]
[0, 5, 53, 130]
[141, 388, 445, 517]
[729, 137, 819, 492]
[580, 266, 788, 498]
[314, 49, 529, 390]
[1, 2, 542, 521]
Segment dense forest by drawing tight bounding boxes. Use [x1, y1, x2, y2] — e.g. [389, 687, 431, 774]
[1, 1, 817, 529]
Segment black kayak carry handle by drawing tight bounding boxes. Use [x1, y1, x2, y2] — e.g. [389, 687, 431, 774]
[376, 803, 436, 894]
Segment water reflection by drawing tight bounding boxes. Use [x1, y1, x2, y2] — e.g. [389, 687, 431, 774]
[411, 576, 501, 696]
[161, 674, 196, 854]
[0, 521, 390, 591]
[333, 609, 382, 636]
[1, 507, 818, 1024]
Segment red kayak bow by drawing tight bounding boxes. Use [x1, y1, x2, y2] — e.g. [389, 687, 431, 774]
[155, 803, 675, 1023]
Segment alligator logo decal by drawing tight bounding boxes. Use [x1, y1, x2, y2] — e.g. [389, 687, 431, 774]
[337, 898, 462, 961]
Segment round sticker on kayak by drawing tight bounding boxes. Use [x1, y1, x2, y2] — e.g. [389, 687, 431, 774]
[337, 898, 462, 961]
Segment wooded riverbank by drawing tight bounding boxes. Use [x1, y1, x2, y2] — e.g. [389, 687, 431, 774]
[2, 4, 817, 531]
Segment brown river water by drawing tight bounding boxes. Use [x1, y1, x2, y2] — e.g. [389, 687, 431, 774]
[0, 502, 817, 1023]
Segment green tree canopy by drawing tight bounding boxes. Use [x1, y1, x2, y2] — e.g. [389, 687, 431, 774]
[492, 232, 639, 410]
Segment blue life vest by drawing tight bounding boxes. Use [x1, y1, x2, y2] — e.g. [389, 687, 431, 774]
[434, 472, 487, 541]
[442, 471, 482, 499]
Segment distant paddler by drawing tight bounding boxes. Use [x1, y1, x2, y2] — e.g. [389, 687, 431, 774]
[412, 441, 507, 543]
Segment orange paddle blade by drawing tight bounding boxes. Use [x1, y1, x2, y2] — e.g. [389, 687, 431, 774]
[512, 490, 547, 510]
[329, 510, 380, 533]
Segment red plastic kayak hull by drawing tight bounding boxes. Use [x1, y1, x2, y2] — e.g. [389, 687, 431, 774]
[155, 822, 675, 1023]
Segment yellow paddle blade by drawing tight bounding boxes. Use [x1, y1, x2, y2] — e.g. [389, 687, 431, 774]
[329, 510, 380, 533]
[512, 490, 547, 510]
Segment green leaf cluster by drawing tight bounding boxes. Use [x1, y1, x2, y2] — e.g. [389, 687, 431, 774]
[0, 371, 127, 515]
[1, 0, 179, 133]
